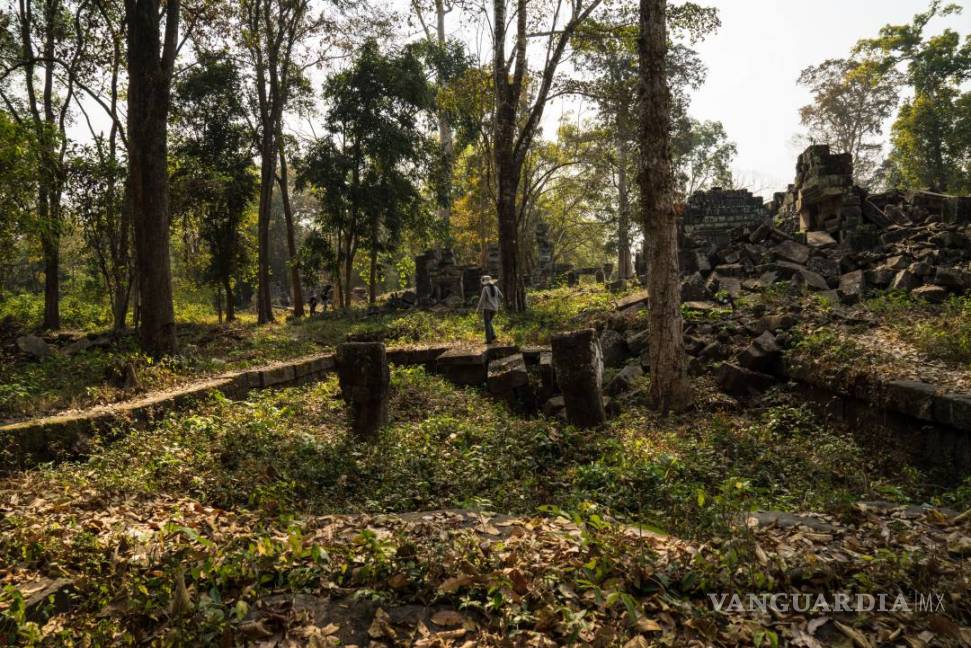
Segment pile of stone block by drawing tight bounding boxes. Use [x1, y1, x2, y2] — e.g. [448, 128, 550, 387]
[682, 216, 971, 305]
[680, 144, 971, 305]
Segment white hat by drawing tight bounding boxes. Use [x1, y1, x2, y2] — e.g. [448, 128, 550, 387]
[480, 275, 494, 286]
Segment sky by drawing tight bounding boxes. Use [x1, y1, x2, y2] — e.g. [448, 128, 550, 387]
[683, 0, 971, 195]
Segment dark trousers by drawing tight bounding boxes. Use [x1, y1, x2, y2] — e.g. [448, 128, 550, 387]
[483, 309, 497, 343]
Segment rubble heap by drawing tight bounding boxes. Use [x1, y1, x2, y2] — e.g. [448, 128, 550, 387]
[685, 213, 971, 305]
[682, 145, 971, 304]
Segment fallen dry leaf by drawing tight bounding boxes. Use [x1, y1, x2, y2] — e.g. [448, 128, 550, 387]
[430, 610, 465, 627]
[438, 574, 474, 593]
[635, 618, 661, 633]
[834, 620, 873, 648]
[623, 636, 650, 648]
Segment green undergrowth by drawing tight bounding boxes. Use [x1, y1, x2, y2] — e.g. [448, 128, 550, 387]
[22, 366, 930, 537]
[2, 366, 963, 645]
[1, 286, 623, 421]
[867, 291, 971, 366]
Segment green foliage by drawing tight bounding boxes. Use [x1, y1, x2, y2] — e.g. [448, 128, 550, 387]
[27, 367, 898, 539]
[866, 291, 971, 364]
[906, 296, 971, 364]
[797, 57, 900, 185]
[792, 327, 862, 364]
[0, 286, 112, 330]
[864, 288, 918, 314]
[889, 87, 971, 192]
[171, 51, 257, 317]
[855, 1, 971, 192]
[935, 475, 971, 509]
[570, 5, 728, 199]
[409, 37, 474, 214]
[299, 39, 435, 305]
[672, 119, 737, 195]
[0, 286, 617, 420]
[0, 111, 38, 251]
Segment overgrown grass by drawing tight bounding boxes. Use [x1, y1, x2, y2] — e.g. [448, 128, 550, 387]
[26, 367, 922, 537]
[1, 286, 626, 420]
[1, 360, 957, 646]
[791, 326, 865, 365]
[0, 291, 112, 331]
[0, 283, 227, 331]
[867, 291, 971, 365]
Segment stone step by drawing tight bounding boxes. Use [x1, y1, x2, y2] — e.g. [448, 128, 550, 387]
[487, 354, 529, 395]
[435, 345, 518, 387]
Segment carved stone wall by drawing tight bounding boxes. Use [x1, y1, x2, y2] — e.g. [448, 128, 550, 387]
[682, 187, 768, 246]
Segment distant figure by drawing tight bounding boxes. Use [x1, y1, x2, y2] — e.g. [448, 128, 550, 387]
[321, 284, 334, 312]
[476, 275, 503, 344]
[308, 291, 319, 315]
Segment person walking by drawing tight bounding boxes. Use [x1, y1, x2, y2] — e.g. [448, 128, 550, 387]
[476, 275, 503, 344]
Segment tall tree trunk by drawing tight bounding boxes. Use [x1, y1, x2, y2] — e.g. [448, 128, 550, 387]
[112, 281, 129, 330]
[112, 183, 133, 331]
[434, 0, 454, 237]
[368, 245, 378, 304]
[616, 125, 632, 281]
[478, 163, 489, 267]
[109, 35, 131, 332]
[495, 158, 526, 311]
[277, 136, 304, 317]
[131, 271, 141, 329]
[490, 0, 593, 311]
[41, 232, 59, 329]
[40, 0, 60, 331]
[20, 0, 63, 330]
[492, 0, 526, 313]
[334, 265, 344, 310]
[343, 239, 354, 311]
[929, 107, 947, 192]
[224, 276, 235, 322]
[126, 0, 179, 358]
[256, 130, 276, 324]
[638, 0, 691, 412]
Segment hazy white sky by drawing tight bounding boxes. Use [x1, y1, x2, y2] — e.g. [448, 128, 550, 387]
[685, 0, 970, 194]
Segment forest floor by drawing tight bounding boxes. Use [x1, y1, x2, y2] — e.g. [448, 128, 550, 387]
[790, 290, 971, 394]
[2, 285, 971, 646]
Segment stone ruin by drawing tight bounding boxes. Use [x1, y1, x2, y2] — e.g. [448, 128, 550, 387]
[681, 187, 769, 247]
[771, 144, 971, 244]
[413, 217, 625, 302]
[329, 329, 618, 430]
[414, 244, 504, 307]
[678, 143, 971, 305]
[550, 329, 606, 428]
[769, 144, 869, 246]
[336, 342, 390, 439]
[415, 248, 463, 306]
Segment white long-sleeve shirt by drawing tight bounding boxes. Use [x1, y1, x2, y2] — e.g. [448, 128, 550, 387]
[476, 283, 503, 312]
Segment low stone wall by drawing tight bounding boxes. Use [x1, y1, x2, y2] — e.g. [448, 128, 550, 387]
[0, 343, 526, 470]
[0, 354, 336, 470]
[682, 188, 768, 246]
[783, 356, 971, 476]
